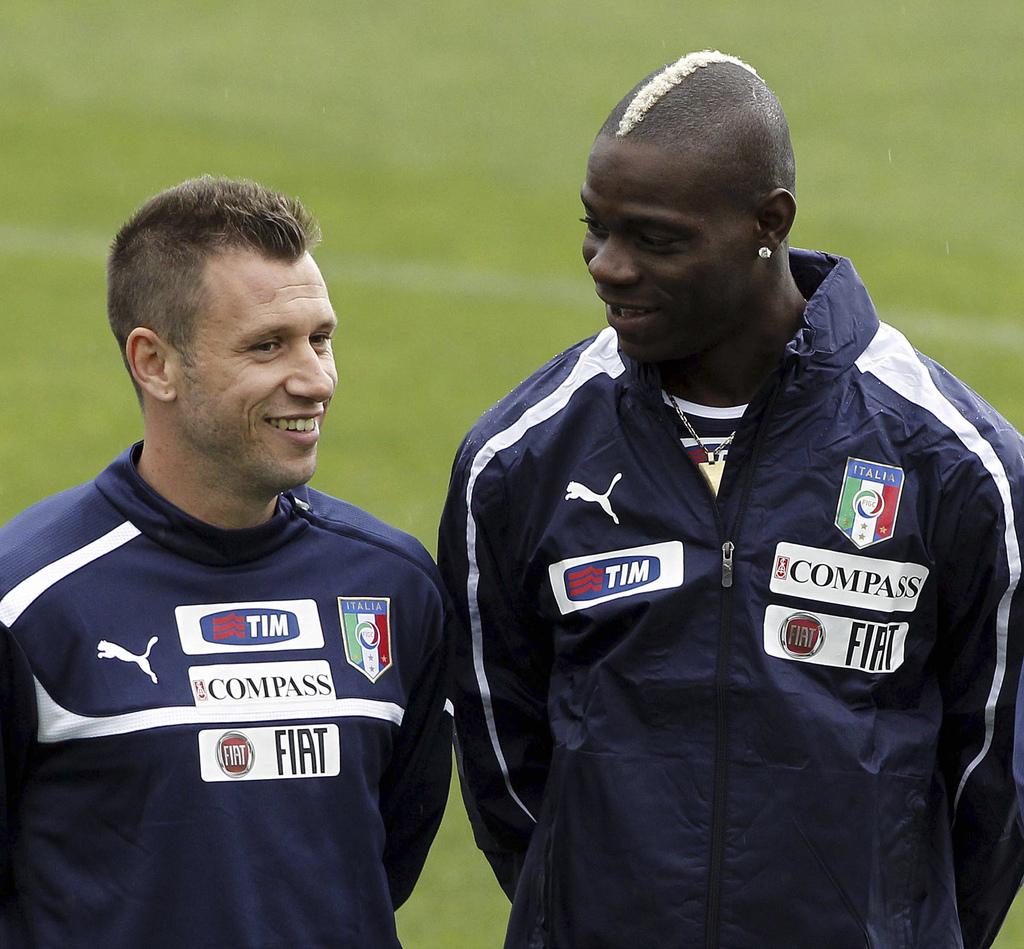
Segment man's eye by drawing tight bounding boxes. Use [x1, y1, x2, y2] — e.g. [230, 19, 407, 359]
[252, 340, 280, 353]
[579, 216, 607, 236]
[639, 234, 682, 248]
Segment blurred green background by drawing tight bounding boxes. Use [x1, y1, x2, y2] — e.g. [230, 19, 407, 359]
[2, 1, 1022, 945]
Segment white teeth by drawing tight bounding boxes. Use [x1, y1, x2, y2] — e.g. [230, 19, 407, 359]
[270, 418, 317, 432]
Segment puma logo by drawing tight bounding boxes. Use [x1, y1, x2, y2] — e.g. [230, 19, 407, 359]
[564, 472, 623, 524]
[97, 636, 160, 684]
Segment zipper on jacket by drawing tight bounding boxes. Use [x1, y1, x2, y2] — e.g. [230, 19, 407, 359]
[700, 381, 784, 949]
[655, 380, 784, 949]
[721, 541, 734, 588]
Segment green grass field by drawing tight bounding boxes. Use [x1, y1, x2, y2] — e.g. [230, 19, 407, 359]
[2, 2, 1022, 945]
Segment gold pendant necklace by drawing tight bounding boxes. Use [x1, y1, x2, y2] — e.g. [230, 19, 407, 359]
[669, 398, 736, 496]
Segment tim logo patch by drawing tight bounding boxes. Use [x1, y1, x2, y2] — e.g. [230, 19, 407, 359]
[548, 542, 684, 615]
[201, 608, 299, 645]
[835, 457, 904, 549]
[176, 600, 325, 655]
[338, 597, 393, 682]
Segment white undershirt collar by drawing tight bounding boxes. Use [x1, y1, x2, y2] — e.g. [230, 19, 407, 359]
[662, 392, 748, 420]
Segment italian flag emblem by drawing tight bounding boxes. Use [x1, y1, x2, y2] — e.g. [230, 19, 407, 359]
[338, 597, 393, 682]
[835, 457, 904, 549]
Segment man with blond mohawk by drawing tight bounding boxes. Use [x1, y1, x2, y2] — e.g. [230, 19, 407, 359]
[440, 51, 1024, 948]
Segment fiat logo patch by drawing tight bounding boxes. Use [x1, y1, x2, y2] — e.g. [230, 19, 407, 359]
[216, 730, 255, 777]
[780, 613, 825, 659]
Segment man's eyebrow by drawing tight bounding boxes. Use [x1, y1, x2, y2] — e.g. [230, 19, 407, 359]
[580, 204, 696, 231]
[237, 311, 338, 340]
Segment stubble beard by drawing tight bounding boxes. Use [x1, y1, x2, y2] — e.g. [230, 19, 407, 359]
[177, 395, 319, 513]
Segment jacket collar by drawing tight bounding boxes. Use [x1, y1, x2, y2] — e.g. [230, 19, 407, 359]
[784, 249, 880, 386]
[95, 443, 310, 567]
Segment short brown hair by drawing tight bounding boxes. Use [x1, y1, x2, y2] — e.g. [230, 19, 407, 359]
[107, 176, 321, 383]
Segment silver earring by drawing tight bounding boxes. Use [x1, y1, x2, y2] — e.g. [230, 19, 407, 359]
[758, 246, 772, 259]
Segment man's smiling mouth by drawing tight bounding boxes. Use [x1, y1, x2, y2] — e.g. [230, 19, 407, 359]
[267, 417, 318, 432]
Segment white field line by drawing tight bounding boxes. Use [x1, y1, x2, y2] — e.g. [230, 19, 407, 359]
[0, 223, 1020, 353]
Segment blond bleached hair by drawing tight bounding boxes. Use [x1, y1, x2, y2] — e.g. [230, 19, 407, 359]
[617, 50, 761, 137]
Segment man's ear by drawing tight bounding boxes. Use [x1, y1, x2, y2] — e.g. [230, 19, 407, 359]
[125, 328, 180, 403]
[755, 187, 797, 250]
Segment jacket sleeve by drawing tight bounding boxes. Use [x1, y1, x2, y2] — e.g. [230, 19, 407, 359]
[934, 445, 1024, 949]
[378, 584, 453, 909]
[438, 442, 553, 901]
[0, 622, 35, 932]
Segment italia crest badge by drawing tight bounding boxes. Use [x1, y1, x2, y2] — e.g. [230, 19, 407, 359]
[338, 597, 393, 682]
[835, 457, 904, 549]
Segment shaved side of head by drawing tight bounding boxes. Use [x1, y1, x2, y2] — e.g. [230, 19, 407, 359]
[599, 50, 795, 208]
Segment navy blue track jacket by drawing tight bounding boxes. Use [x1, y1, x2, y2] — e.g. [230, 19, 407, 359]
[439, 250, 1024, 949]
[0, 446, 451, 948]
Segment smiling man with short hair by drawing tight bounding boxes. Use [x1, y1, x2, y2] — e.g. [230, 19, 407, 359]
[0, 176, 451, 948]
[440, 52, 1024, 949]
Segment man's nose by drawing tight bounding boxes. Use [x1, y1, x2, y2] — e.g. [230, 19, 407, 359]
[286, 344, 337, 402]
[584, 235, 640, 286]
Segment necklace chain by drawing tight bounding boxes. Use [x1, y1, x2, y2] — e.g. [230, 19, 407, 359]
[669, 398, 736, 464]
